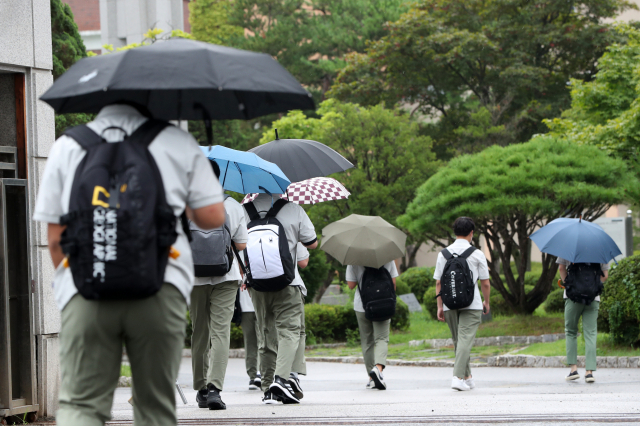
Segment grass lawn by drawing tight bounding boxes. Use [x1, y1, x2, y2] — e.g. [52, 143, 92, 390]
[517, 334, 640, 358]
[306, 310, 636, 360]
[121, 364, 132, 377]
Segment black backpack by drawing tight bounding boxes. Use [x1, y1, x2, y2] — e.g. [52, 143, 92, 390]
[565, 263, 604, 305]
[59, 120, 178, 300]
[243, 199, 295, 292]
[438, 247, 476, 310]
[359, 266, 396, 321]
[189, 194, 234, 277]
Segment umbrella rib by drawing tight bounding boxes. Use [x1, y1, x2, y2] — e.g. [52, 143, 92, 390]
[232, 161, 246, 194]
[222, 160, 230, 189]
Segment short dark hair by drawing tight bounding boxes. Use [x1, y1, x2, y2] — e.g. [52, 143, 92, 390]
[453, 217, 475, 237]
[210, 160, 221, 179]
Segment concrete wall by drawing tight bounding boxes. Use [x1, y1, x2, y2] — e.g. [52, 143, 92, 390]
[99, 0, 184, 50]
[0, 0, 57, 417]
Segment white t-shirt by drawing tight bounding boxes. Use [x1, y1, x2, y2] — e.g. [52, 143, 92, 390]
[243, 194, 317, 287]
[433, 239, 490, 311]
[239, 287, 254, 312]
[195, 196, 248, 286]
[346, 261, 399, 312]
[33, 105, 224, 310]
[556, 257, 609, 302]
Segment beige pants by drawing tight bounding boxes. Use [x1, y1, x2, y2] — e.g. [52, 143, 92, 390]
[251, 285, 302, 391]
[444, 309, 482, 379]
[356, 311, 390, 373]
[242, 311, 260, 379]
[57, 284, 186, 426]
[190, 281, 238, 391]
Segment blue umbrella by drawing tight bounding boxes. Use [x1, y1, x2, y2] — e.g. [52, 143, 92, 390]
[530, 218, 622, 264]
[202, 146, 290, 194]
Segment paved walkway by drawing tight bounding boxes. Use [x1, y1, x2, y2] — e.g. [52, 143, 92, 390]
[108, 358, 640, 425]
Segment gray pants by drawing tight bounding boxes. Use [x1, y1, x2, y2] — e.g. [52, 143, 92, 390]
[444, 309, 482, 379]
[242, 312, 260, 379]
[57, 284, 186, 426]
[356, 311, 390, 373]
[251, 285, 302, 392]
[190, 281, 238, 391]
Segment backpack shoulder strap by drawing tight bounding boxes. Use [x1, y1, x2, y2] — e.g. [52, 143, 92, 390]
[129, 119, 171, 147]
[267, 199, 289, 218]
[460, 246, 477, 259]
[441, 248, 453, 260]
[63, 124, 103, 150]
[224, 194, 231, 201]
[243, 202, 261, 222]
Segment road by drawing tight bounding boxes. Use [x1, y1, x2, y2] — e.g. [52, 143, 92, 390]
[108, 358, 640, 425]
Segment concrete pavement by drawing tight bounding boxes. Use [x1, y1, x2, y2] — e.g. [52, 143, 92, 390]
[108, 358, 640, 425]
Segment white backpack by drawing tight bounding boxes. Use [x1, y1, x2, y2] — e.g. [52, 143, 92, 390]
[243, 199, 295, 292]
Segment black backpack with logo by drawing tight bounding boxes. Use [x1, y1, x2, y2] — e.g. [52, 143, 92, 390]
[438, 247, 476, 310]
[243, 199, 295, 292]
[189, 194, 234, 277]
[59, 120, 178, 300]
[565, 263, 604, 305]
[359, 266, 397, 321]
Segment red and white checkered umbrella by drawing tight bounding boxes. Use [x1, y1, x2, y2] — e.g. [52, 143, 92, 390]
[242, 177, 350, 205]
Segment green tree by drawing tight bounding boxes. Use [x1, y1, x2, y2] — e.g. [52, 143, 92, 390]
[260, 99, 440, 298]
[189, 0, 243, 45]
[51, 0, 93, 137]
[546, 25, 640, 172]
[228, 0, 406, 96]
[399, 136, 639, 315]
[299, 248, 332, 303]
[329, 0, 635, 159]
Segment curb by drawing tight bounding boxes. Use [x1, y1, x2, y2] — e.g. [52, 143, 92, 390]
[305, 356, 485, 368]
[488, 355, 640, 368]
[409, 334, 565, 349]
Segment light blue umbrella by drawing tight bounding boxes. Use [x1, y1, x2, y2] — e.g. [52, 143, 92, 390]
[530, 218, 622, 264]
[202, 146, 290, 194]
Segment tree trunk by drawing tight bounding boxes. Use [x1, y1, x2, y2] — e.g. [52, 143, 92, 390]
[312, 269, 336, 304]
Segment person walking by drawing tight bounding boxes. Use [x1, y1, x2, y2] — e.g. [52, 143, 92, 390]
[558, 258, 608, 383]
[243, 194, 317, 404]
[434, 217, 490, 392]
[347, 261, 399, 390]
[290, 243, 311, 397]
[240, 286, 262, 390]
[33, 104, 226, 426]
[190, 161, 248, 410]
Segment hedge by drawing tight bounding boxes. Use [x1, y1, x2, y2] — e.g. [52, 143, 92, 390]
[186, 300, 411, 348]
[599, 255, 640, 347]
[545, 288, 565, 314]
[397, 267, 435, 303]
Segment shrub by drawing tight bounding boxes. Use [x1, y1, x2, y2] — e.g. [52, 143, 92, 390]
[185, 310, 192, 348]
[600, 255, 640, 347]
[231, 323, 244, 349]
[397, 267, 435, 303]
[545, 289, 565, 314]
[489, 285, 535, 316]
[395, 279, 411, 296]
[305, 304, 346, 342]
[424, 286, 438, 320]
[391, 298, 410, 331]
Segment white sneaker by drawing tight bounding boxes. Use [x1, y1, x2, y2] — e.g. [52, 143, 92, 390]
[369, 368, 387, 390]
[451, 377, 470, 391]
[465, 377, 475, 389]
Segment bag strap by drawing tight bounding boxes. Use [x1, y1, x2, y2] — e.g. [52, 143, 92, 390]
[129, 119, 171, 147]
[441, 248, 453, 260]
[460, 246, 477, 259]
[181, 212, 192, 242]
[243, 202, 260, 222]
[232, 243, 249, 277]
[63, 124, 103, 150]
[266, 199, 289, 218]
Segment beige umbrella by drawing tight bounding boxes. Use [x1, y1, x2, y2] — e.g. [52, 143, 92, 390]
[321, 214, 407, 268]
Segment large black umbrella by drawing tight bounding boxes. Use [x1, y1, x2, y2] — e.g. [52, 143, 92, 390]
[249, 132, 353, 182]
[40, 39, 314, 120]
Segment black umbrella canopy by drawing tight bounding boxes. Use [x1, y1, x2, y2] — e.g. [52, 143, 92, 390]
[248, 138, 354, 183]
[40, 39, 315, 120]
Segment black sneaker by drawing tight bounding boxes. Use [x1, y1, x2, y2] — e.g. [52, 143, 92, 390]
[206, 385, 226, 410]
[585, 373, 595, 383]
[255, 372, 262, 387]
[249, 379, 260, 390]
[262, 390, 279, 405]
[565, 370, 580, 381]
[195, 388, 208, 408]
[288, 373, 304, 399]
[269, 375, 300, 404]
[369, 367, 387, 390]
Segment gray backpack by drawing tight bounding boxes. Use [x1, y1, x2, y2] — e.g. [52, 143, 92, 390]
[189, 194, 234, 277]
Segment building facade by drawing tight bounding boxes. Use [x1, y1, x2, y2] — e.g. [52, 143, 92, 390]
[0, 0, 57, 419]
